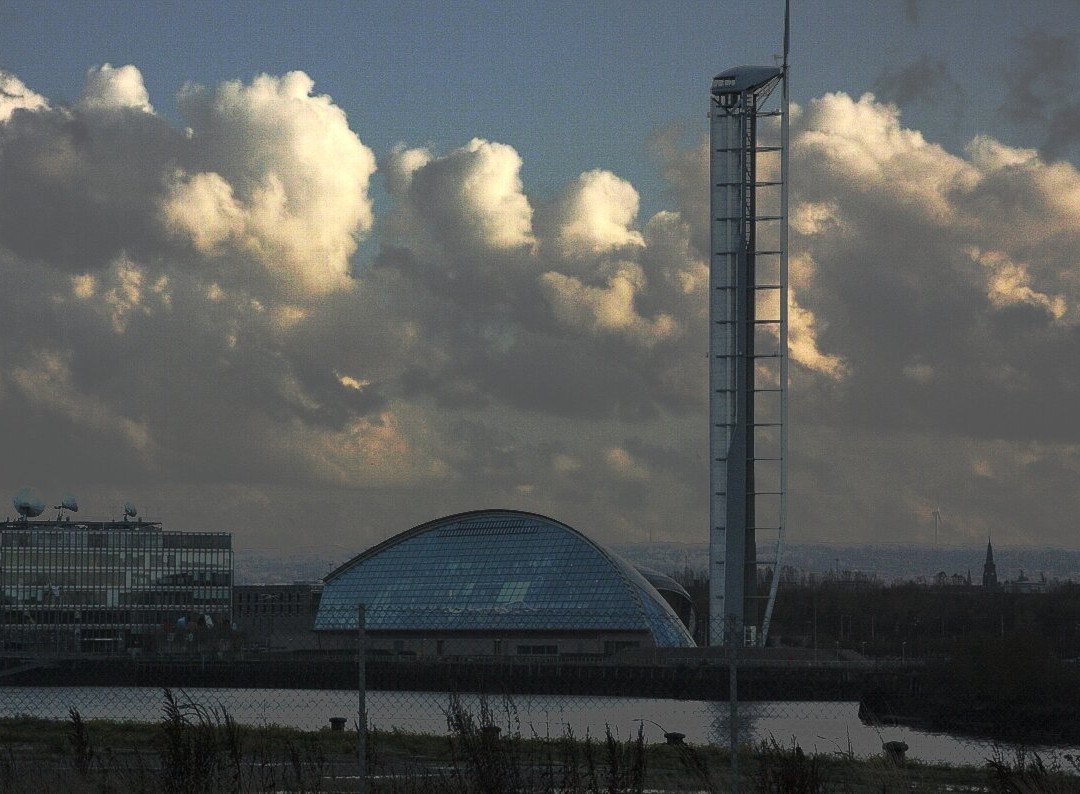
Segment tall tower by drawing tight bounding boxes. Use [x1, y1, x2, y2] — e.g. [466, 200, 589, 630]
[708, 13, 790, 647]
[983, 538, 998, 589]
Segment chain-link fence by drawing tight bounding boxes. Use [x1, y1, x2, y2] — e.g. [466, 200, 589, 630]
[0, 607, 1076, 791]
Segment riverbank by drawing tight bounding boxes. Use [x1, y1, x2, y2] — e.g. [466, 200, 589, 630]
[0, 699, 1075, 793]
[0, 652, 913, 701]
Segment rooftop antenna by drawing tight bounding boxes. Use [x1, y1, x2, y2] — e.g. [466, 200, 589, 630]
[123, 501, 138, 522]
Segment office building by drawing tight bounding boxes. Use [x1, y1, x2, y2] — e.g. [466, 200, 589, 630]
[0, 513, 232, 654]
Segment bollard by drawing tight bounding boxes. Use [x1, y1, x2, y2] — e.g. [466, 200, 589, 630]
[883, 740, 908, 765]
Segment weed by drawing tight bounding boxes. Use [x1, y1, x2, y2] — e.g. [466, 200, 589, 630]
[752, 736, 830, 794]
[66, 707, 94, 781]
[986, 746, 1080, 793]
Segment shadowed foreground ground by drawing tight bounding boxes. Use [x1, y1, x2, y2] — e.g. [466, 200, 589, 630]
[0, 692, 1075, 792]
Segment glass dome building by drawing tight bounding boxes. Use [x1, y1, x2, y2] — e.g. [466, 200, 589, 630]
[315, 510, 694, 656]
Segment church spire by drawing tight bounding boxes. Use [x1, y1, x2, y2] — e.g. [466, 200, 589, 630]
[983, 537, 998, 589]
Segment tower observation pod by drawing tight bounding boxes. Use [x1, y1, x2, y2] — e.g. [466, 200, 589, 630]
[709, 60, 789, 647]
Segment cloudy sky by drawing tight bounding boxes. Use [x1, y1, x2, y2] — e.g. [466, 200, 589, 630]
[1, 0, 1079, 556]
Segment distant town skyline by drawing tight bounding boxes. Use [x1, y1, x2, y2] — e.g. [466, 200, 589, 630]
[1, 1, 1079, 553]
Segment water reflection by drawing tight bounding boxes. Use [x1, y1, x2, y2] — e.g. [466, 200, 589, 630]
[0, 686, 1072, 770]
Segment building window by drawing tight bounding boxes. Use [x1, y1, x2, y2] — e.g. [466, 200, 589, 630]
[495, 581, 530, 603]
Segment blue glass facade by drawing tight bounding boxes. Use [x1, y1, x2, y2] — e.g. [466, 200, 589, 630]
[315, 511, 694, 648]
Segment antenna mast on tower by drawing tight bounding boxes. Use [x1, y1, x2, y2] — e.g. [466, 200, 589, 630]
[708, 1, 790, 647]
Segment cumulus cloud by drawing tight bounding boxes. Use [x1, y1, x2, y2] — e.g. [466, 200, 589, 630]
[966, 246, 1068, 321]
[386, 137, 534, 252]
[780, 88, 1080, 543]
[0, 66, 376, 304]
[788, 297, 848, 379]
[80, 64, 153, 113]
[791, 201, 842, 236]
[551, 169, 644, 257]
[3, 60, 1080, 551]
[540, 264, 677, 347]
[164, 71, 377, 299]
[0, 68, 176, 271]
[0, 71, 47, 121]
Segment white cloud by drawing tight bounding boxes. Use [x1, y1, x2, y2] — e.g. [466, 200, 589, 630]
[966, 246, 1068, 321]
[79, 64, 153, 113]
[163, 71, 377, 300]
[553, 169, 645, 257]
[788, 294, 849, 380]
[797, 92, 967, 221]
[605, 446, 650, 480]
[5, 59, 1080, 550]
[540, 264, 677, 347]
[391, 138, 535, 251]
[71, 274, 96, 300]
[644, 210, 708, 298]
[336, 373, 371, 391]
[161, 171, 245, 254]
[383, 144, 432, 196]
[0, 71, 47, 121]
[792, 201, 842, 235]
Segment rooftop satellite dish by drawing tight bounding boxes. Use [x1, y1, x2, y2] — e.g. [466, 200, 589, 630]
[13, 488, 45, 520]
[123, 501, 137, 521]
[54, 493, 79, 521]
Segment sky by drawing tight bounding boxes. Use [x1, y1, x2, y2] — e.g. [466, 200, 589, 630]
[1, 0, 1080, 557]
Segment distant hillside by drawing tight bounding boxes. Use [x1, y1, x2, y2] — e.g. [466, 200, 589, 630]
[612, 542, 1080, 584]
[234, 550, 343, 584]
[234, 542, 1080, 586]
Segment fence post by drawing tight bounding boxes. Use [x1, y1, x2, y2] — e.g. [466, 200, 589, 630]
[358, 603, 367, 794]
[729, 616, 739, 793]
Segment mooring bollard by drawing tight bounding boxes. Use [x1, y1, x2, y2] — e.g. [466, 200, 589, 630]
[883, 740, 908, 764]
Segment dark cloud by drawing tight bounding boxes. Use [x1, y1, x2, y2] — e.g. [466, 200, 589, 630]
[873, 56, 965, 111]
[1002, 29, 1080, 161]
[905, 0, 919, 26]
[1, 63, 1079, 554]
[0, 105, 183, 270]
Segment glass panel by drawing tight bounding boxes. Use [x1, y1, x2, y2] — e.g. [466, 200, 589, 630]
[315, 512, 693, 647]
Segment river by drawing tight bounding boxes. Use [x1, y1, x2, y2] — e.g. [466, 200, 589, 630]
[0, 686, 1072, 769]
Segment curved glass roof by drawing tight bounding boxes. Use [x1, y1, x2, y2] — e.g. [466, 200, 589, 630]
[315, 510, 694, 647]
